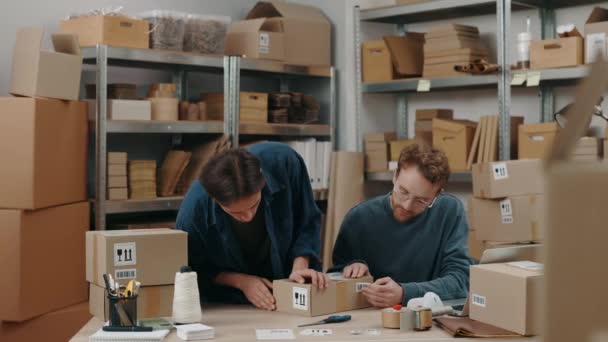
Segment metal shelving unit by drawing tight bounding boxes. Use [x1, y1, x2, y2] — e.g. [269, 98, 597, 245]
[87, 46, 335, 230]
[367, 171, 473, 183]
[354, 0, 602, 180]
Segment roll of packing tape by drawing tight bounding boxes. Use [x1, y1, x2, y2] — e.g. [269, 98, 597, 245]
[149, 98, 179, 121]
[381, 305, 403, 329]
[413, 307, 433, 331]
[399, 309, 416, 331]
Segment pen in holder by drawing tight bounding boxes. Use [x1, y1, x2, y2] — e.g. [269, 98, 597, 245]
[108, 292, 138, 327]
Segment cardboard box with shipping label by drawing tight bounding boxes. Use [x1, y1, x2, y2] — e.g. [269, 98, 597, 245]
[59, 15, 150, 49]
[0, 202, 89, 322]
[0, 98, 87, 210]
[470, 195, 544, 243]
[432, 119, 477, 171]
[10, 27, 82, 101]
[472, 159, 544, 199]
[518, 122, 559, 160]
[470, 262, 543, 336]
[530, 37, 583, 70]
[245, 1, 330, 66]
[86, 229, 187, 287]
[585, 7, 608, 63]
[225, 18, 285, 61]
[89, 283, 174, 320]
[274, 273, 372, 317]
[389, 139, 417, 161]
[0, 302, 91, 342]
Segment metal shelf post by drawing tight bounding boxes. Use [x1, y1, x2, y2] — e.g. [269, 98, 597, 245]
[95, 45, 109, 230]
[497, 0, 512, 161]
[354, 5, 364, 152]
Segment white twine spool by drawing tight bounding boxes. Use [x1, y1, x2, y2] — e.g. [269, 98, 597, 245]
[172, 270, 202, 324]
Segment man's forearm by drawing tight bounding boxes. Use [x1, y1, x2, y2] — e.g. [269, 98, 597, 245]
[292, 256, 310, 272]
[214, 272, 248, 290]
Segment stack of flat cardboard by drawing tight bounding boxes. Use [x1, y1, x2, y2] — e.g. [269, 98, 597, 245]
[423, 24, 488, 78]
[108, 152, 128, 200]
[86, 229, 187, 320]
[415, 109, 453, 148]
[0, 27, 92, 340]
[129, 160, 158, 199]
[466, 115, 524, 170]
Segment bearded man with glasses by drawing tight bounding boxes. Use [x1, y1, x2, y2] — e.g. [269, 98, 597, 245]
[330, 144, 471, 308]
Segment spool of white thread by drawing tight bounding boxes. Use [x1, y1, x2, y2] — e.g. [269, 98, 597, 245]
[172, 266, 202, 324]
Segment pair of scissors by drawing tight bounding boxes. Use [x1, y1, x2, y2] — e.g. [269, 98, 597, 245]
[298, 315, 352, 327]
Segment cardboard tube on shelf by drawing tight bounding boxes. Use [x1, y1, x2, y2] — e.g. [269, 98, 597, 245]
[187, 103, 199, 121]
[198, 102, 207, 121]
[149, 98, 178, 121]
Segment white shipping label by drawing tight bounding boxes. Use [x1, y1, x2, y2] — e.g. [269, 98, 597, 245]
[115, 268, 137, 280]
[356, 282, 371, 293]
[530, 135, 545, 141]
[327, 272, 345, 281]
[508, 261, 543, 271]
[256, 329, 295, 340]
[586, 33, 607, 63]
[500, 199, 513, 217]
[472, 294, 486, 308]
[259, 33, 270, 54]
[526, 71, 541, 87]
[113, 242, 136, 266]
[492, 162, 509, 180]
[417, 79, 431, 92]
[293, 287, 309, 311]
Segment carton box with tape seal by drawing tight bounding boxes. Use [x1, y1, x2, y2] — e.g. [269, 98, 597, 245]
[274, 273, 372, 317]
[470, 195, 545, 243]
[225, 18, 285, 61]
[10, 27, 82, 101]
[472, 159, 544, 199]
[518, 122, 560, 160]
[470, 262, 543, 336]
[89, 283, 174, 320]
[86, 228, 187, 287]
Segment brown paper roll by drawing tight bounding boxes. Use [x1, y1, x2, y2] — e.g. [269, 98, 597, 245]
[149, 98, 179, 121]
[381, 308, 401, 329]
[179, 101, 189, 120]
[187, 103, 199, 121]
[198, 102, 208, 121]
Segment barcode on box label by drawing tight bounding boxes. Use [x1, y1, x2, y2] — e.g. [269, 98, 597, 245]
[115, 269, 136, 280]
[356, 283, 370, 293]
[472, 294, 486, 307]
[502, 216, 514, 224]
[492, 162, 509, 180]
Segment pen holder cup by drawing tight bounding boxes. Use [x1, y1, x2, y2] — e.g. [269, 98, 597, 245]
[107, 294, 138, 327]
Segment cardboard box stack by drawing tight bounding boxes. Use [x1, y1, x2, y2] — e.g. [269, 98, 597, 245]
[129, 160, 158, 200]
[415, 108, 453, 147]
[423, 24, 488, 78]
[0, 27, 92, 341]
[365, 132, 396, 172]
[470, 159, 545, 245]
[108, 152, 128, 200]
[86, 229, 188, 320]
[274, 273, 372, 317]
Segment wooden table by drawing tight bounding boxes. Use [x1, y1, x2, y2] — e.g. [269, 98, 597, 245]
[70, 305, 536, 341]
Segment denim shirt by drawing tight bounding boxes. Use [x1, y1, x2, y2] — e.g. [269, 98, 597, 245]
[176, 142, 322, 304]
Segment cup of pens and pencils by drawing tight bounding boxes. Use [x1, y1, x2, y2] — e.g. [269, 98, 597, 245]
[102, 273, 153, 332]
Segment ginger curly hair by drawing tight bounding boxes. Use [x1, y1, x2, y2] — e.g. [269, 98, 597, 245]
[397, 143, 450, 187]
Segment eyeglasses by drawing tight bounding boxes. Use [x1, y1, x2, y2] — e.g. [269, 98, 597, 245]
[554, 96, 607, 128]
[391, 188, 439, 210]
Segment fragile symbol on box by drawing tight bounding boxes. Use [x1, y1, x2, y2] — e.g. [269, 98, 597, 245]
[472, 294, 486, 307]
[114, 242, 136, 266]
[492, 162, 509, 180]
[115, 268, 137, 280]
[356, 282, 370, 293]
[500, 199, 513, 217]
[293, 287, 308, 311]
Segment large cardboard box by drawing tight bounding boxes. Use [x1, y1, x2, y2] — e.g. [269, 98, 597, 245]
[389, 139, 417, 161]
[200, 92, 268, 122]
[362, 40, 393, 83]
[470, 195, 544, 243]
[584, 7, 608, 63]
[86, 228, 187, 287]
[472, 159, 544, 199]
[246, 1, 330, 66]
[0, 202, 89, 322]
[470, 262, 543, 336]
[415, 108, 453, 121]
[0, 302, 91, 342]
[518, 122, 559, 160]
[10, 27, 82, 101]
[530, 37, 584, 69]
[0, 98, 87, 210]
[59, 15, 149, 49]
[274, 274, 372, 316]
[89, 283, 174, 320]
[225, 18, 285, 61]
[432, 119, 477, 171]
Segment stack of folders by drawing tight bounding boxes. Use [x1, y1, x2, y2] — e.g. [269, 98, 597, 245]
[176, 323, 215, 340]
[89, 329, 170, 342]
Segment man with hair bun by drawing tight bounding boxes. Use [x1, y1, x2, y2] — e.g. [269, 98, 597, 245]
[331, 143, 471, 307]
